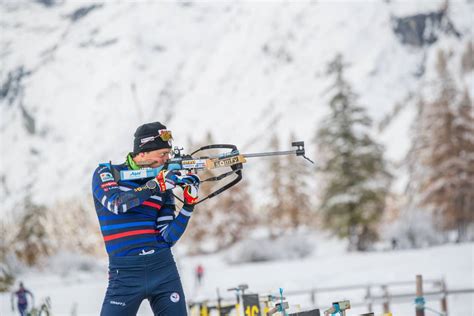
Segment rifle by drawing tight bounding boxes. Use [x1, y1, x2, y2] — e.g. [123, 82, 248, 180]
[119, 142, 313, 204]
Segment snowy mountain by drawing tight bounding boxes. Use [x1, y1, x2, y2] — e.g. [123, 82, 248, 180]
[1, 0, 473, 214]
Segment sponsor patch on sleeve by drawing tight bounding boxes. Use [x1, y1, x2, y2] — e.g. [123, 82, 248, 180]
[100, 172, 114, 182]
[101, 182, 118, 189]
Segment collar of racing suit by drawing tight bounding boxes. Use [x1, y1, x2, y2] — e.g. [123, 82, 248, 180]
[126, 153, 141, 170]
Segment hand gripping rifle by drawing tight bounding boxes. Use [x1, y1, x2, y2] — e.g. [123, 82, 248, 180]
[119, 141, 314, 204]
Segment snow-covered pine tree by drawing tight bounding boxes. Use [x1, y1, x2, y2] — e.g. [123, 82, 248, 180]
[181, 131, 218, 254]
[316, 53, 391, 251]
[0, 220, 15, 292]
[451, 87, 474, 240]
[52, 198, 104, 256]
[417, 50, 474, 241]
[461, 40, 473, 74]
[14, 199, 56, 266]
[263, 133, 287, 237]
[401, 97, 442, 248]
[212, 178, 256, 249]
[182, 131, 256, 252]
[282, 132, 312, 229]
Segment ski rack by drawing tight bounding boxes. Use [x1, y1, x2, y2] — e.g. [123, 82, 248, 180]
[323, 300, 351, 316]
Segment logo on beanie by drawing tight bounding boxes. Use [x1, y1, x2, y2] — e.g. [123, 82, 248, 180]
[170, 292, 180, 303]
[140, 136, 155, 144]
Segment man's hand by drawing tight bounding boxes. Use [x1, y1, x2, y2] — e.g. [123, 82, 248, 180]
[183, 183, 199, 205]
[155, 170, 181, 192]
[155, 171, 200, 193]
[182, 174, 200, 205]
[179, 174, 200, 186]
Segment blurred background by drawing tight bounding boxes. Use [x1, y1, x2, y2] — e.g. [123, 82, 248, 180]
[0, 0, 473, 315]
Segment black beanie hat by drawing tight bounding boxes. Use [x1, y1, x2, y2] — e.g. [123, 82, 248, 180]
[133, 122, 173, 154]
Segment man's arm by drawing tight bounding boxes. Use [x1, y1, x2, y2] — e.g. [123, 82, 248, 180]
[156, 183, 200, 246]
[92, 165, 154, 214]
[156, 193, 196, 246]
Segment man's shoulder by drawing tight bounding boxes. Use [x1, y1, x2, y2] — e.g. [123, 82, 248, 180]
[93, 162, 127, 173]
[92, 163, 127, 184]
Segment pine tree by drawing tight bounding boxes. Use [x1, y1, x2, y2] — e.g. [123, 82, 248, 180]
[461, 40, 474, 74]
[0, 220, 15, 292]
[14, 200, 56, 266]
[212, 179, 256, 249]
[451, 88, 474, 240]
[417, 50, 474, 241]
[52, 198, 104, 256]
[180, 131, 218, 254]
[316, 54, 391, 251]
[263, 133, 287, 237]
[282, 132, 312, 229]
[181, 131, 257, 252]
[400, 97, 443, 247]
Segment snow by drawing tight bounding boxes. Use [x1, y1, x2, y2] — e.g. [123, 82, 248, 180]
[1, 238, 473, 315]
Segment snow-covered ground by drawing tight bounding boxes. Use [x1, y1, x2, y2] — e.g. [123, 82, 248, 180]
[1, 238, 473, 316]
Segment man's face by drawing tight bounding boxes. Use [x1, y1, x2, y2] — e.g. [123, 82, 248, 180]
[140, 148, 171, 168]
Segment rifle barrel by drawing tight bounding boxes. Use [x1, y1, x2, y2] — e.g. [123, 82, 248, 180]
[242, 150, 297, 158]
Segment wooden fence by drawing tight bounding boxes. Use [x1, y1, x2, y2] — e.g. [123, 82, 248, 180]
[280, 276, 474, 315]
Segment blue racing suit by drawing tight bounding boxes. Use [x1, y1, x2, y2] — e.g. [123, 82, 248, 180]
[11, 288, 33, 316]
[92, 158, 194, 315]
